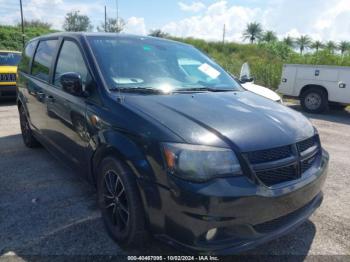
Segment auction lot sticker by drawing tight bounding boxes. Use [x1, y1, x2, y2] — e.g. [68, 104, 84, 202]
[198, 63, 221, 79]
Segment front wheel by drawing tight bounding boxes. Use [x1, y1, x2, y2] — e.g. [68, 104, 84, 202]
[300, 88, 328, 113]
[19, 106, 40, 148]
[97, 157, 149, 247]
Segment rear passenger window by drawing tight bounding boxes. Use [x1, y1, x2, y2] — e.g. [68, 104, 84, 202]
[31, 39, 58, 82]
[54, 40, 90, 89]
[18, 40, 37, 73]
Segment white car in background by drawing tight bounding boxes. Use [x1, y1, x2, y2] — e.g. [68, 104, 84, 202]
[239, 63, 282, 103]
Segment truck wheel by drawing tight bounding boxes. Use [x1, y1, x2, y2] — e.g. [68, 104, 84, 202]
[300, 88, 328, 113]
[97, 157, 149, 247]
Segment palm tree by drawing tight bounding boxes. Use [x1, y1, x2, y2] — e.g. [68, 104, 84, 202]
[326, 41, 337, 54]
[261, 31, 278, 43]
[242, 22, 263, 44]
[311, 40, 324, 53]
[283, 36, 294, 48]
[338, 41, 350, 55]
[295, 35, 312, 55]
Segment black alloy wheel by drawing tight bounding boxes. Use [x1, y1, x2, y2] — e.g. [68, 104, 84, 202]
[19, 106, 40, 148]
[97, 157, 148, 247]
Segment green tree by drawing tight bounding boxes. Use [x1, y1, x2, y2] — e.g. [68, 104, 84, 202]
[311, 40, 324, 53]
[326, 41, 337, 54]
[261, 31, 278, 43]
[283, 36, 294, 48]
[295, 35, 312, 55]
[338, 41, 350, 55]
[97, 18, 125, 33]
[242, 22, 263, 44]
[149, 29, 168, 38]
[63, 11, 92, 32]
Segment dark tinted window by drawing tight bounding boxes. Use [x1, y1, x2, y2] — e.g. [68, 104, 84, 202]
[0, 52, 21, 66]
[18, 41, 37, 73]
[31, 39, 58, 82]
[54, 40, 90, 89]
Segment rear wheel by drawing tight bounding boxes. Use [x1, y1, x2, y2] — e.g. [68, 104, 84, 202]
[19, 105, 40, 148]
[97, 157, 148, 247]
[300, 88, 328, 113]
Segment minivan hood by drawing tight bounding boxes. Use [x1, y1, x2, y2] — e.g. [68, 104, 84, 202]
[119, 91, 314, 152]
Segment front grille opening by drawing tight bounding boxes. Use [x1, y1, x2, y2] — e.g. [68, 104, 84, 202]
[255, 165, 298, 187]
[301, 155, 317, 173]
[297, 136, 317, 153]
[245, 145, 293, 164]
[245, 135, 320, 187]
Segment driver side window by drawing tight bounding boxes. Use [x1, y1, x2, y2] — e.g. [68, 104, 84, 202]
[54, 40, 90, 90]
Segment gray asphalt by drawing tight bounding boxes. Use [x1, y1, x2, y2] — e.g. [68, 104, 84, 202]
[0, 99, 349, 259]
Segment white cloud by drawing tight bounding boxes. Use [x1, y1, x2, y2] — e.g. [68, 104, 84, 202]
[178, 1, 206, 12]
[164, 0, 350, 42]
[124, 17, 147, 35]
[164, 1, 260, 42]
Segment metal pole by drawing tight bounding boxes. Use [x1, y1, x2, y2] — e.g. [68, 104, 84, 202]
[104, 5, 107, 32]
[116, 0, 119, 32]
[19, 0, 25, 48]
[222, 24, 226, 45]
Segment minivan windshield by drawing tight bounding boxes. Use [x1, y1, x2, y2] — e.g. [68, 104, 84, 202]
[0, 52, 21, 66]
[87, 36, 242, 93]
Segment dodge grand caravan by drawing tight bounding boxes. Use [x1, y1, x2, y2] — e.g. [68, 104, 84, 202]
[17, 33, 329, 254]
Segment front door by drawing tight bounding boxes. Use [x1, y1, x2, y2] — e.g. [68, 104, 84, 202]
[44, 39, 92, 170]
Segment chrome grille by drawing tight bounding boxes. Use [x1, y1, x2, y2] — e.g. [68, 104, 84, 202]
[0, 73, 16, 82]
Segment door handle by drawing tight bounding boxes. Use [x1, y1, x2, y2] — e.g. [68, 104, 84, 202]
[339, 82, 346, 88]
[36, 91, 45, 99]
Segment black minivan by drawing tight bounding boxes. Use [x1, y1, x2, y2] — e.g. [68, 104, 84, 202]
[17, 33, 329, 254]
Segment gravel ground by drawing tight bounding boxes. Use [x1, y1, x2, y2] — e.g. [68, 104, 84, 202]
[0, 99, 349, 260]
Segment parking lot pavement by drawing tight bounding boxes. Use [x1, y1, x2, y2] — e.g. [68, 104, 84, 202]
[0, 100, 349, 259]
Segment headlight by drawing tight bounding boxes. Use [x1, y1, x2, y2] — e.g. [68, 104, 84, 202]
[162, 143, 242, 182]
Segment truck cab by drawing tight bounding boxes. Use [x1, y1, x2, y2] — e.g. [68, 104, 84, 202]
[0, 50, 21, 98]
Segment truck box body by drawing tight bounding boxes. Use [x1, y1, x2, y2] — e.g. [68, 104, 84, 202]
[279, 64, 350, 105]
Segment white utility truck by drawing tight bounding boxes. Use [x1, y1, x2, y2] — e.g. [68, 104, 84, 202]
[278, 64, 350, 113]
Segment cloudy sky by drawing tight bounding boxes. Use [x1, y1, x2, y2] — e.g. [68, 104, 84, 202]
[1, 0, 350, 42]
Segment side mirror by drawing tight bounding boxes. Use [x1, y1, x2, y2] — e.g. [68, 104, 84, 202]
[240, 75, 254, 84]
[60, 72, 85, 96]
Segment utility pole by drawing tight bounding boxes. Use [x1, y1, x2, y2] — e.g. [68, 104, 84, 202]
[116, 0, 119, 32]
[222, 24, 226, 45]
[104, 5, 107, 32]
[19, 0, 25, 48]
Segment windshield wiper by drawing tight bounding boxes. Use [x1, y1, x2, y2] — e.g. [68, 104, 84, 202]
[174, 87, 235, 92]
[110, 87, 163, 94]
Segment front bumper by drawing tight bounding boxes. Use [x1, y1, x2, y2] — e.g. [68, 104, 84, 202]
[0, 85, 16, 97]
[148, 149, 329, 254]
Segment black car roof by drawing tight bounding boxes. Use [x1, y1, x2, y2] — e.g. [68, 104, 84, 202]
[28, 32, 188, 46]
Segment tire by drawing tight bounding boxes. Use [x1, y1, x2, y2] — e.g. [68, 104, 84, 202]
[18, 105, 40, 148]
[300, 88, 328, 113]
[97, 157, 149, 247]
